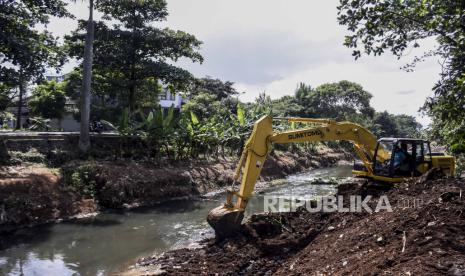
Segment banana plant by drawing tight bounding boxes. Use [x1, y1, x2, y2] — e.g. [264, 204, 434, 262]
[140, 106, 177, 157]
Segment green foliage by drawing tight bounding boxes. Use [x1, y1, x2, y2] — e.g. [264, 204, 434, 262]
[65, 0, 203, 113]
[0, 0, 69, 91]
[0, 83, 15, 112]
[254, 92, 273, 115]
[62, 164, 100, 198]
[118, 108, 131, 134]
[272, 81, 374, 122]
[190, 112, 199, 125]
[338, 0, 465, 153]
[370, 111, 423, 138]
[182, 92, 221, 120]
[9, 149, 46, 164]
[271, 95, 303, 117]
[308, 81, 374, 120]
[0, 111, 14, 129]
[295, 82, 312, 106]
[1, 0, 69, 129]
[271, 81, 423, 142]
[456, 155, 465, 177]
[190, 77, 239, 100]
[28, 117, 53, 131]
[237, 104, 245, 126]
[28, 81, 66, 119]
[103, 78, 425, 161]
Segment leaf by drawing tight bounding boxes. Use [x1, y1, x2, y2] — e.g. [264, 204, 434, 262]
[147, 111, 154, 123]
[100, 120, 117, 130]
[190, 111, 199, 125]
[164, 106, 174, 128]
[237, 104, 245, 126]
[154, 108, 163, 127]
[187, 122, 194, 136]
[119, 108, 129, 131]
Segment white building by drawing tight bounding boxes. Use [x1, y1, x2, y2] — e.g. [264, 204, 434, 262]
[45, 75, 65, 83]
[158, 87, 185, 109]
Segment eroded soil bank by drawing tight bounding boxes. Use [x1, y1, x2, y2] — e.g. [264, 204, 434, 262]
[0, 148, 349, 233]
[128, 171, 465, 275]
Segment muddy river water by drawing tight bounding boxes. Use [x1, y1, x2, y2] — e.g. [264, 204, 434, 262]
[0, 165, 352, 275]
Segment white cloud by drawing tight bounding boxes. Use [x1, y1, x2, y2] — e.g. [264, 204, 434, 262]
[45, 0, 440, 126]
[235, 55, 439, 126]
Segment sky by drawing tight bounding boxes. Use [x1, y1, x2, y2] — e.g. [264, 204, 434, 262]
[47, 0, 441, 126]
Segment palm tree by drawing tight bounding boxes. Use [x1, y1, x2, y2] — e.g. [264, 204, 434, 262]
[78, 0, 94, 156]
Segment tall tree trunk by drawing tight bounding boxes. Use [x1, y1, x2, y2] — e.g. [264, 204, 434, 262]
[128, 84, 135, 113]
[79, 0, 94, 157]
[128, 22, 137, 114]
[15, 69, 24, 130]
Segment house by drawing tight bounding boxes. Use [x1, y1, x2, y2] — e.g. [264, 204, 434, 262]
[46, 75, 65, 83]
[3, 79, 187, 131]
[49, 98, 80, 131]
[158, 87, 185, 110]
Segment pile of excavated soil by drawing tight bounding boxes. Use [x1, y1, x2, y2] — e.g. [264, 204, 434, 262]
[130, 172, 465, 275]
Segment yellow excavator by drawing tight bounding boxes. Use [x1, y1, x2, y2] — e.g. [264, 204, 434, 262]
[207, 115, 455, 238]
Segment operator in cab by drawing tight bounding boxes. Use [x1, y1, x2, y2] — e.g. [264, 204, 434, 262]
[393, 142, 411, 174]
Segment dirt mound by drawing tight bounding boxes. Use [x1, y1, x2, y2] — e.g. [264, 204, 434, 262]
[130, 173, 465, 275]
[0, 166, 97, 234]
[133, 210, 330, 275]
[275, 176, 465, 275]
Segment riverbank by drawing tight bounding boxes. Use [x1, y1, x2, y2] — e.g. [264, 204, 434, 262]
[0, 146, 351, 233]
[127, 171, 465, 275]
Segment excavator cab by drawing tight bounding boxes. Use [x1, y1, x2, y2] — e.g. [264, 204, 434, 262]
[372, 138, 432, 178]
[354, 138, 455, 182]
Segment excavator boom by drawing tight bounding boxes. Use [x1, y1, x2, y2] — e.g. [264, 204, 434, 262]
[207, 115, 454, 239]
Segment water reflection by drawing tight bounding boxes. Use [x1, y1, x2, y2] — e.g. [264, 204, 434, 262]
[0, 165, 352, 275]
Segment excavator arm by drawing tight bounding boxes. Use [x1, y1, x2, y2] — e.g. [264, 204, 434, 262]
[208, 115, 385, 239]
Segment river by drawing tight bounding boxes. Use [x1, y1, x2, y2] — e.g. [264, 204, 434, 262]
[0, 165, 353, 275]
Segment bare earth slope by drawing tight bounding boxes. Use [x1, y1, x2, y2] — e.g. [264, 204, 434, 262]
[130, 172, 465, 275]
[0, 149, 347, 233]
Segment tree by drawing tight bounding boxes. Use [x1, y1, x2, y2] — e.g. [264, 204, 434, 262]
[0, 0, 69, 129]
[394, 114, 422, 138]
[370, 111, 423, 138]
[191, 77, 239, 100]
[0, 80, 17, 112]
[294, 82, 312, 107]
[337, 0, 465, 151]
[182, 92, 227, 121]
[371, 111, 399, 137]
[65, 0, 203, 115]
[28, 81, 66, 119]
[271, 95, 303, 117]
[78, 0, 95, 156]
[303, 80, 374, 120]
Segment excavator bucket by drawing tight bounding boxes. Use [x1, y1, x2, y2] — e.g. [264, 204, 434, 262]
[207, 205, 244, 240]
[207, 116, 273, 240]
